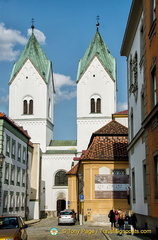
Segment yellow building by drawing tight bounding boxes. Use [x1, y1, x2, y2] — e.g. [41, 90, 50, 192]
[67, 120, 130, 223]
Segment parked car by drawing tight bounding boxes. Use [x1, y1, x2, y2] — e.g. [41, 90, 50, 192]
[58, 209, 76, 225]
[0, 215, 28, 240]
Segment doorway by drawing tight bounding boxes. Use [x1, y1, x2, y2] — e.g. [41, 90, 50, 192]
[57, 199, 66, 216]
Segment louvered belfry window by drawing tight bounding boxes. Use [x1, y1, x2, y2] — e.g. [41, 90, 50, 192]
[90, 97, 101, 113]
[23, 100, 27, 114]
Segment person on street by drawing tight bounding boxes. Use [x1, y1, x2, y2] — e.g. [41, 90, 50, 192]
[108, 208, 116, 230]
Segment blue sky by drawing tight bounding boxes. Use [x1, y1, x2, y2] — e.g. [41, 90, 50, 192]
[0, 0, 132, 140]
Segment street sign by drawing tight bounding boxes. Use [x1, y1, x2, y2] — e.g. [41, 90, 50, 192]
[79, 194, 84, 202]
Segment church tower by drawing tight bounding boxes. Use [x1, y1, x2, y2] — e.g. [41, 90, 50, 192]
[9, 26, 55, 152]
[76, 22, 116, 153]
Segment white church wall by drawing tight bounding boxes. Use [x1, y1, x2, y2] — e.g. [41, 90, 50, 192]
[41, 153, 75, 215]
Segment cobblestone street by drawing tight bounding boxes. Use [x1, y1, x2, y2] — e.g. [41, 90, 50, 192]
[26, 218, 153, 240]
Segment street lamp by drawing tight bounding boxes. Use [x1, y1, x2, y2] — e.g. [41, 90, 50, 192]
[0, 153, 5, 165]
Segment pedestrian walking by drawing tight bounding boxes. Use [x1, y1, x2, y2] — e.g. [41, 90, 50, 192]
[108, 208, 116, 230]
[117, 210, 126, 236]
[128, 210, 137, 235]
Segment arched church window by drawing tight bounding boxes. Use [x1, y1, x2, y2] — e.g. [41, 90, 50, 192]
[23, 100, 27, 114]
[91, 98, 95, 113]
[23, 97, 34, 115]
[55, 170, 68, 186]
[96, 98, 101, 113]
[29, 100, 33, 114]
[90, 95, 101, 113]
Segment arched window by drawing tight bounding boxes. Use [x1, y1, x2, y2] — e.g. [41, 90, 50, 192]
[23, 97, 33, 115]
[90, 95, 101, 113]
[55, 171, 68, 186]
[96, 98, 101, 113]
[23, 100, 27, 114]
[29, 100, 33, 114]
[91, 98, 95, 113]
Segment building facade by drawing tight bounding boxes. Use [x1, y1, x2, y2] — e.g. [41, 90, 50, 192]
[121, 0, 158, 236]
[0, 113, 32, 218]
[67, 120, 130, 223]
[77, 28, 116, 153]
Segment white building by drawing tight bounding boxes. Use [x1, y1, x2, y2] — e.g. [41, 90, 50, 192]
[8, 23, 127, 218]
[0, 113, 32, 218]
[121, 0, 148, 217]
[77, 28, 116, 153]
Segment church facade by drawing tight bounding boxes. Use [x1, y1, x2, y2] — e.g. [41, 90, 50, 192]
[6, 23, 128, 219]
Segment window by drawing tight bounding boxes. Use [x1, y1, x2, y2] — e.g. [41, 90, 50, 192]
[143, 162, 147, 200]
[23, 97, 33, 115]
[6, 135, 10, 157]
[23, 100, 27, 114]
[22, 169, 25, 187]
[132, 168, 136, 202]
[17, 167, 21, 186]
[130, 108, 134, 140]
[151, 65, 157, 107]
[23, 147, 26, 164]
[91, 98, 95, 113]
[96, 98, 101, 113]
[29, 99, 33, 114]
[10, 165, 15, 185]
[112, 169, 125, 175]
[11, 139, 16, 159]
[154, 154, 158, 199]
[16, 193, 20, 211]
[17, 143, 21, 161]
[140, 24, 144, 61]
[9, 192, 14, 212]
[141, 89, 145, 122]
[129, 55, 133, 87]
[150, 0, 156, 24]
[4, 163, 9, 184]
[55, 170, 68, 186]
[90, 96, 101, 113]
[21, 193, 25, 211]
[3, 191, 8, 212]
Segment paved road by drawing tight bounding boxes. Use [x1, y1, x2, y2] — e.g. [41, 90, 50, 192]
[26, 218, 153, 240]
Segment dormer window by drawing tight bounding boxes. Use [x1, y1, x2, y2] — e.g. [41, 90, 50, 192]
[23, 96, 33, 115]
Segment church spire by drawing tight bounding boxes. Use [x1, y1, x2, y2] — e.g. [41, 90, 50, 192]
[31, 18, 35, 34]
[96, 15, 100, 32]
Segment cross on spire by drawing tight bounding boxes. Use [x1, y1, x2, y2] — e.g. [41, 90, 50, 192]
[31, 18, 35, 34]
[96, 15, 100, 32]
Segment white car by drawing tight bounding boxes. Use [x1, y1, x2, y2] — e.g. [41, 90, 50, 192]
[58, 210, 76, 225]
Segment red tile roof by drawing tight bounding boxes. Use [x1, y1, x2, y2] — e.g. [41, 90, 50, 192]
[93, 120, 128, 135]
[113, 110, 128, 115]
[81, 120, 128, 161]
[66, 163, 79, 175]
[0, 112, 30, 139]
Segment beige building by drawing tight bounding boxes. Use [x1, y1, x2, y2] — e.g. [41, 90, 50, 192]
[67, 120, 130, 224]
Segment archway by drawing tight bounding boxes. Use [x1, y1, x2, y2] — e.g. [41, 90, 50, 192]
[57, 199, 66, 216]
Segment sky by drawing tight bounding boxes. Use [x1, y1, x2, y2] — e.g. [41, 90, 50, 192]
[0, 0, 132, 140]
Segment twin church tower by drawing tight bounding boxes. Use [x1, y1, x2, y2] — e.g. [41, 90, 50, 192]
[8, 22, 117, 217]
[8, 23, 116, 154]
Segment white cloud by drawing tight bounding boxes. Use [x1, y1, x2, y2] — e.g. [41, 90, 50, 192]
[116, 101, 128, 112]
[0, 22, 27, 61]
[27, 28, 46, 44]
[0, 22, 46, 61]
[53, 73, 76, 103]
